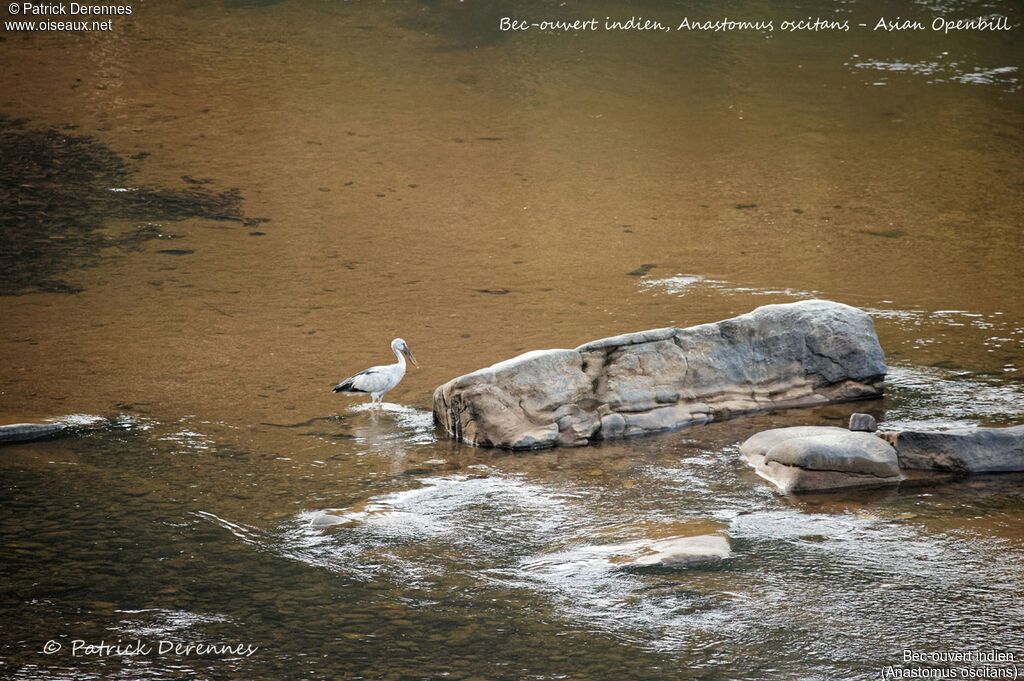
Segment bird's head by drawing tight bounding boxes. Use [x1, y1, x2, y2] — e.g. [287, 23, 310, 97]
[392, 338, 419, 367]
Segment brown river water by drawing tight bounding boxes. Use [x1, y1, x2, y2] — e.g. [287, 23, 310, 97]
[1, 0, 1022, 679]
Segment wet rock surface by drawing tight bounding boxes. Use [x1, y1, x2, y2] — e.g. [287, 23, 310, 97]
[434, 300, 886, 449]
[848, 412, 878, 432]
[310, 513, 346, 528]
[883, 425, 1024, 474]
[0, 422, 67, 444]
[0, 416, 113, 445]
[740, 426, 902, 494]
[624, 534, 731, 568]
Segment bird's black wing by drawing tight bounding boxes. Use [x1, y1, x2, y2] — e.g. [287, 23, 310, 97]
[332, 368, 379, 393]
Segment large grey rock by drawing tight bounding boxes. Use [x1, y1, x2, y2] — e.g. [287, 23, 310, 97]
[740, 426, 902, 493]
[434, 300, 886, 449]
[883, 426, 1024, 474]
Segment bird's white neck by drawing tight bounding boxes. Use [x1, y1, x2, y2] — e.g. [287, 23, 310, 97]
[392, 345, 406, 370]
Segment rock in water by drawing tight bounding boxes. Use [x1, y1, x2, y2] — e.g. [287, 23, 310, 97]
[0, 422, 67, 444]
[740, 426, 902, 493]
[849, 412, 878, 432]
[310, 513, 346, 528]
[433, 300, 886, 449]
[627, 534, 731, 568]
[882, 426, 1024, 474]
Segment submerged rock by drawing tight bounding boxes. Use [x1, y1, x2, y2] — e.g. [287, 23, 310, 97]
[434, 300, 886, 449]
[0, 422, 67, 444]
[882, 426, 1024, 474]
[310, 513, 347, 528]
[0, 115, 265, 295]
[740, 426, 902, 494]
[626, 534, 731, 568]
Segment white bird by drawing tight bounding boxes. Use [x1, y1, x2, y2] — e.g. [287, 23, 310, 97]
[332, 338, 419, 407]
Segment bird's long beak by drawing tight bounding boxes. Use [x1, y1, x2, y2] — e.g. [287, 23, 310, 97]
[404, 348, 419, 368]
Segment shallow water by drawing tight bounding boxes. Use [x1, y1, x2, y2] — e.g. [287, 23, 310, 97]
[1, 0, 1022, 678]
